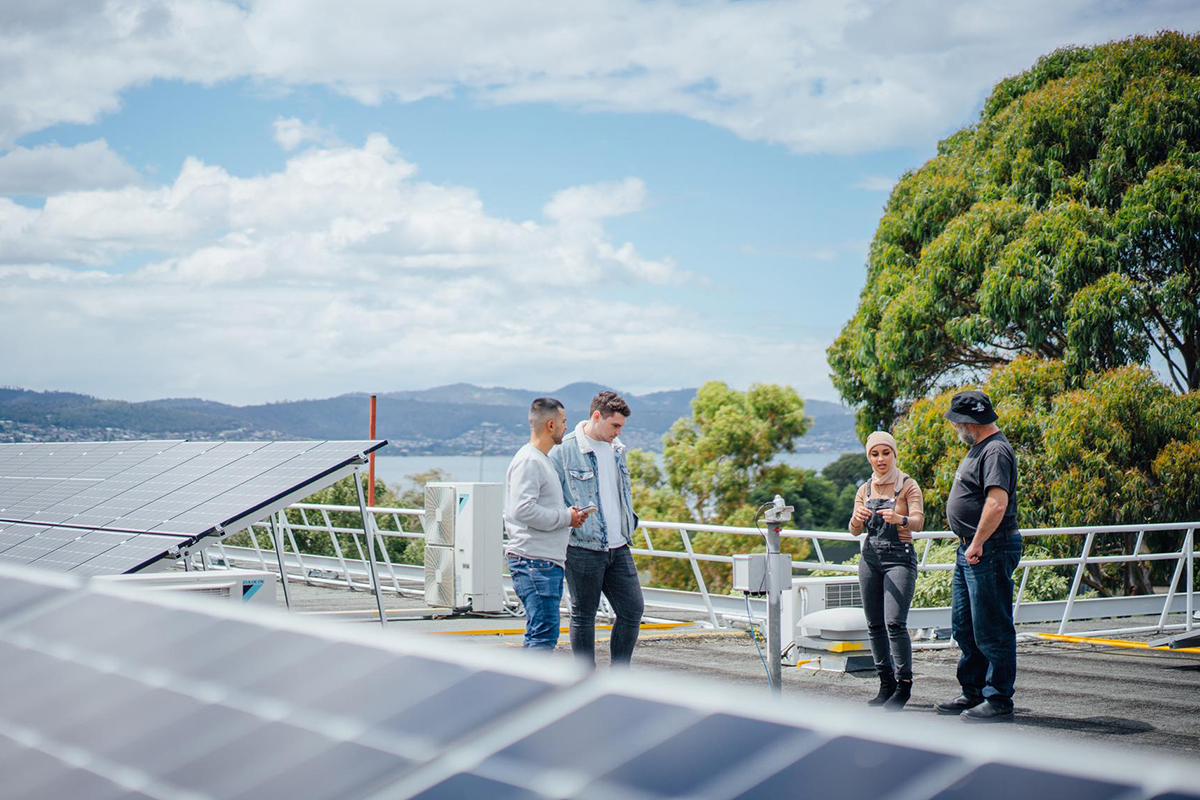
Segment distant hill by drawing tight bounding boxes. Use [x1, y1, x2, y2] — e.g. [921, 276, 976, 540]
[0, 384, 860, 455]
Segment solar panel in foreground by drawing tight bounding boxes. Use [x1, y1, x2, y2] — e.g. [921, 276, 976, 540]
[0, 564, 1196, 800]
[0, 440, 386, 575]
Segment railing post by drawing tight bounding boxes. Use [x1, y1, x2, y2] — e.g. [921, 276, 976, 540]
[279, 512, 309, 581]
[1013, 565, 1030, 621]
[679, 530, 719, 629]
[320, 508, 356, 591]
[247, 524, 269, 570]
[1058, 531, 1095, 635]
[1157, 532, 1189, 634]
[811, 536, 826, 566]
[1187, 528, 1194, 632]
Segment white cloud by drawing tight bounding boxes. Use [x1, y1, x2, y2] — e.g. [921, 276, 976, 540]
[544, 178, 647, 222]
[0, 140, 139, 194]
[0, 134, 818, 403]
[1, 1, 1197, 152]
[272, 116, 338, 151]
[849, 174, 897, 192]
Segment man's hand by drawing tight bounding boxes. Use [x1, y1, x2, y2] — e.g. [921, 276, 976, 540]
[569, 506, 592, 528]
[851, 506, 872, 527]
[965, 541, 983, 565]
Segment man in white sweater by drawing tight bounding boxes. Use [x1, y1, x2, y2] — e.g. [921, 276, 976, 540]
[504, 397, 589, 650]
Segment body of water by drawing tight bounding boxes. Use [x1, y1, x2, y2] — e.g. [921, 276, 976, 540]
[371, 450, 851, 488]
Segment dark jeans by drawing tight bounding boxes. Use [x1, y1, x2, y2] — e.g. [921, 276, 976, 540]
[858, 537, 918, 681]
[564, 544, 644, 666]
[951, 533, 1024, 710]
[507, 556, 564, 650]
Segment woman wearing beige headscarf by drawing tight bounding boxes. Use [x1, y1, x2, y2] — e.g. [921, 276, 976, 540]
[849, 431, 925, 710]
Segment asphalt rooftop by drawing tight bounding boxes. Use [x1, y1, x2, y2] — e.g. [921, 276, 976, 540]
[277, 580, 1200, 761]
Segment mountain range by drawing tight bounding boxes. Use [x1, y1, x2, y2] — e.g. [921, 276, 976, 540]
[0, 383, 859, 455]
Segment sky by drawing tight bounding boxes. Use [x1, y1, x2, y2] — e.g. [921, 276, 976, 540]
[1, 1, 1198, 405]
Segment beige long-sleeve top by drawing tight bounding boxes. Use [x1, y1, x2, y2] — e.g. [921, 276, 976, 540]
[848, 477, 925, 543]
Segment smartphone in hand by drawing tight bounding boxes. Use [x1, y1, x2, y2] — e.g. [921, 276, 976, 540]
[579, 503, 598, 514]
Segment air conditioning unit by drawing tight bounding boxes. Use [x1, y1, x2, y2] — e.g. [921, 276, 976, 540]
[95, 569, 277, 608]
[782, 575, 863, 640]
[422, 482, 504, 613]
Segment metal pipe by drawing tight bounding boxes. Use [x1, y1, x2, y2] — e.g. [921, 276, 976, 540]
[369, 394, 377, 508]
[765, 520, 782, 693]
[353, 469, 388, 628]
[268, 514, 292, 611]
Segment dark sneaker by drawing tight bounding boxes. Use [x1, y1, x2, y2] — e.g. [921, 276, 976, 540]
[961, 702, 1013, 722]
[934, 694, 984, 714]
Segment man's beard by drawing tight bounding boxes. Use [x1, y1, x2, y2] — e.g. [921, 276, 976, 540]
[955, 424, 977, 446]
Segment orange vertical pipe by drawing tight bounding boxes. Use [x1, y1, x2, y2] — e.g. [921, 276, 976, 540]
[368, 394, 377, 507]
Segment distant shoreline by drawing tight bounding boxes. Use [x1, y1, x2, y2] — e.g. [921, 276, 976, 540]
[371, 451, 850, 487]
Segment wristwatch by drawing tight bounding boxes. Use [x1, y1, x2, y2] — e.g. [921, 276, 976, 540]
[901, 516, 909, 528]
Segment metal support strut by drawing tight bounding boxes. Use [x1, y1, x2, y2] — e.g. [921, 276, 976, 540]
[353, 469, 389, 628]
[268, 513, 292, 612]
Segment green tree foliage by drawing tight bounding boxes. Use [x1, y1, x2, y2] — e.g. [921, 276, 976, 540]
[829, 32, 1200, 437]
[662, 381, 812, 521]
[631, 381, 814, 593]
[820, 452, 871, 490]
[895, 357, 1200, 596]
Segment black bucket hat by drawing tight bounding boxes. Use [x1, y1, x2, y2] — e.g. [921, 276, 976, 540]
[944, 390, 998, 424]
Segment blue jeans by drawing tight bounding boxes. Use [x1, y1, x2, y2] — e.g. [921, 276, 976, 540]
[507, 556, 564, 650]
[858, 538, 918, 681]
[951, 533, 1024, 710]
[564, 545, 644, 666]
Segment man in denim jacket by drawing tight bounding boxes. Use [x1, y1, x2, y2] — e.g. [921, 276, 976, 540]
[549, 391, 644, 666]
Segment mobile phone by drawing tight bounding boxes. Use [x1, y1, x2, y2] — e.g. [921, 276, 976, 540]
[579, 503, 598, 514]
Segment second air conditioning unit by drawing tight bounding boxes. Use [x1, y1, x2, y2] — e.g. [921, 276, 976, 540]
[782, 575, 863, 641]
[422, 482, 504, 613]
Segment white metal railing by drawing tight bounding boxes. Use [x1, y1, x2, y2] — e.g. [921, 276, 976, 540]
[206, 504, 1197, 639]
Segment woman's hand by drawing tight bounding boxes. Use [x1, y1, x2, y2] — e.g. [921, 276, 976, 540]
[878, 508, 904, 525]
[851, 506, 872, 527]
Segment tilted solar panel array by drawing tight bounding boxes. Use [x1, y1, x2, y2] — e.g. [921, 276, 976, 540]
[0, 440, 386, 575]
[0, 564, 1196, 800]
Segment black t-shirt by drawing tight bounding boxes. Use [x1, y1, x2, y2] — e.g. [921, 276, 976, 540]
[946, 431, 1019, 539]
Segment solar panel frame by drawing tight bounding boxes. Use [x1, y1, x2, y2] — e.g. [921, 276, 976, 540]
[0, 440, 386, 575]
[0, 565, 1198, 800]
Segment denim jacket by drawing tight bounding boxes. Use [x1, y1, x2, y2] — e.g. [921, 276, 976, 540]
[549, 421, 639, 551]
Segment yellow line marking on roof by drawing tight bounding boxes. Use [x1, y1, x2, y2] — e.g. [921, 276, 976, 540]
[1036, 632, 1200, 653]
[827, 641, 864, 652]
[430, 621, 692, 637]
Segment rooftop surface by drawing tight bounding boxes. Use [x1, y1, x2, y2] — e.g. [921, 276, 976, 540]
[279, 581, 1200, 761]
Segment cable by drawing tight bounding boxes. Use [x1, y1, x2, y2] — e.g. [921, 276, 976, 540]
[753, 501, 774, 542]
[745, 591, 774, 691]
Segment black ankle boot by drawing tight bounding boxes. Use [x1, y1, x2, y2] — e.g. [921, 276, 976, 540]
[867, 672, 897, 706]
[883, 679, 912, 711]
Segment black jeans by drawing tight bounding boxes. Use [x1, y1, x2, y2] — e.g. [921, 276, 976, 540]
[952, 533, 1024, 710]
[564, 544, 644, 666]
[858, 537, 918, 681]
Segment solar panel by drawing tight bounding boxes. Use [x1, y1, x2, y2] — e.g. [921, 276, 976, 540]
[0, 440, 386, 575]
[1, 564, 1196, 800]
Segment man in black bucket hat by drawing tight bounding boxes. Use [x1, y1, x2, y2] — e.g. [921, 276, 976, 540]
[935, 390, 1024, 722]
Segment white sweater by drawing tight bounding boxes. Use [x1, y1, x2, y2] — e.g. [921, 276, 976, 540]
[503, 443, 572, 566]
